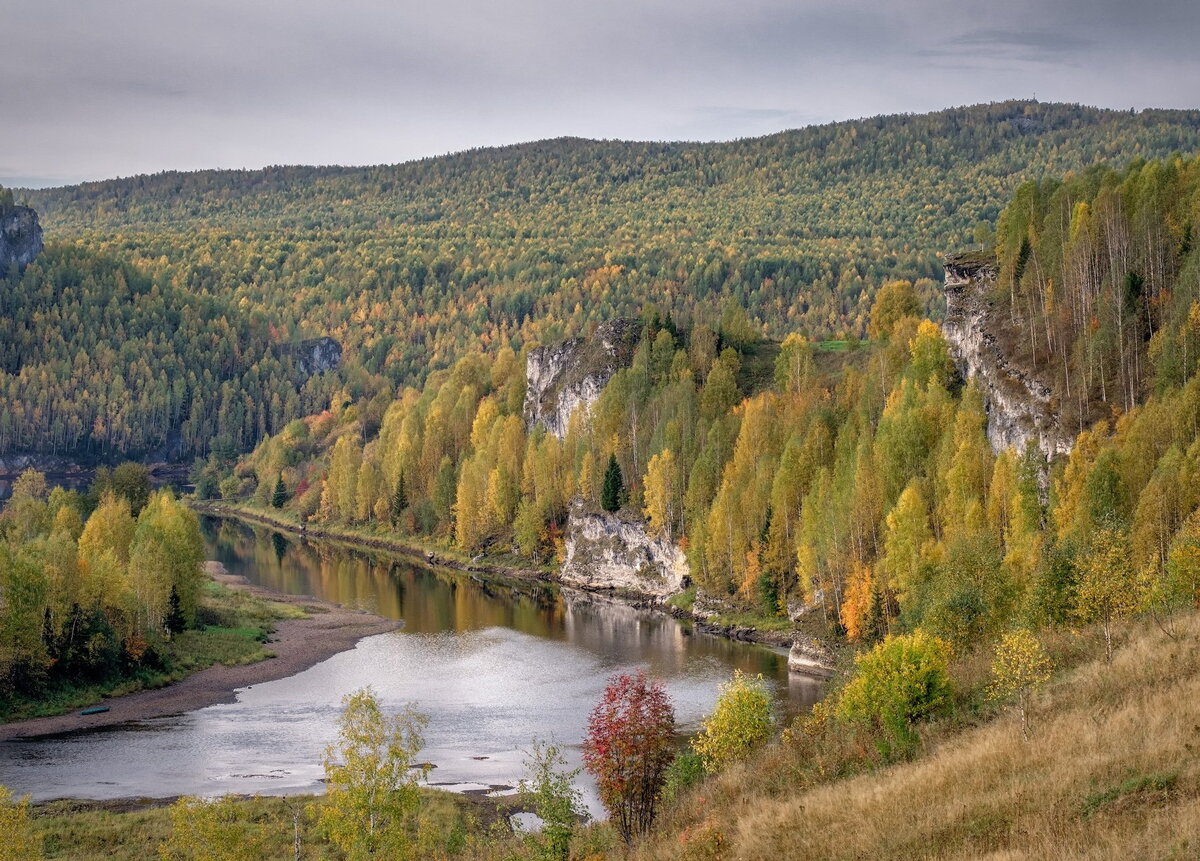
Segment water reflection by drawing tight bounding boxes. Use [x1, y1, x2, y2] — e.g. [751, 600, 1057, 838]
[0, 517, 823, 807]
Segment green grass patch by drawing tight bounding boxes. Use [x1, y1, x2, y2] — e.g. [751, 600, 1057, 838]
[667, 586, 697, 613]
[709, 609, 795, 633]
[1082, 772, 1179, 818]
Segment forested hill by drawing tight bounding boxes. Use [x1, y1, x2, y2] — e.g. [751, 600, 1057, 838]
[5, 101, 1200, 462]
[25, 102, 1200, 366]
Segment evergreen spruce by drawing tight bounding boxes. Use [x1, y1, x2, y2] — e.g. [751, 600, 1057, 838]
[271, 474, 287, 508]
[391, 473, 408, 522]
[165, 585, 187, 634]
[601, 454, 624, 513]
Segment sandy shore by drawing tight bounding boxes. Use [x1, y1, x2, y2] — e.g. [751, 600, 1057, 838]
[0, 564, 400, 741]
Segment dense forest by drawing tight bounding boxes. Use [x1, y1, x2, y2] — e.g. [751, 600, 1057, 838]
[4, 118, 1200, 860]
[6, 101, 1200, 461]
[0, 246, 343, 459]
[232, 150, 1200, 655]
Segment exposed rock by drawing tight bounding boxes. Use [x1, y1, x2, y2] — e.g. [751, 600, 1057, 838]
[523, 319, 641, 439]
[0, 204, 43, 270]
[559, 500, 688, 601]
[0, 452, 91, 477]
[788, 636, 837, 680]
[287, 336, 342, 377]
[942, 252, 1073, 460]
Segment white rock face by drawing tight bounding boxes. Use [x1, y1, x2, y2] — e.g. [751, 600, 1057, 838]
[787, 637, 836, 680]
[942, 254, 1073, 460]
[559, 502, 689, 601]
[523, 319, 639, 440]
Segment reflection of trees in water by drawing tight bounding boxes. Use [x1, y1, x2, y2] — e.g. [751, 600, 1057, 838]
[198, 516, 820, 719]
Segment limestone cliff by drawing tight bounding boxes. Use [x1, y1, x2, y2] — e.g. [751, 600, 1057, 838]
[559, 501, 688, 601]
[0, 204, 43, 270]
[523, 319, 640, 439]
[282, 337, 342, 377]
[942, 253, 1073, 460]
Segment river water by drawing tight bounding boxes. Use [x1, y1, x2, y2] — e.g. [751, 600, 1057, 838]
[0, 517, 821, 812]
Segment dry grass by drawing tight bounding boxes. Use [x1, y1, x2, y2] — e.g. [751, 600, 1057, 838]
[636, 615, 1200, 860]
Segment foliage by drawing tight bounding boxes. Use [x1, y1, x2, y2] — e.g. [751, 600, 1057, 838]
[988, 629, 1053, 738]
[659, 751, 707, 807]
[691, 670, 775, 771]
[160, 795, 271, 861]
[270, 474, 287, 508]
[581, 669, 676, 845]
[835, 632, 953, 759]
[0, 786, 40, 861]
[0, 474, 221, 715]
[317, 687, 428, 860]
[1073, 526, 1144, 661]
[517, 738, 585, 861]
[9, 103, 1199, 463]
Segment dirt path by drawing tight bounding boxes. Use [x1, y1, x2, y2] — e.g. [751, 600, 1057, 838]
[0, 564, 400, 741]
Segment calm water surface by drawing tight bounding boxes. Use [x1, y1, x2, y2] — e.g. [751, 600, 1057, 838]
[0, 517, 821, 812]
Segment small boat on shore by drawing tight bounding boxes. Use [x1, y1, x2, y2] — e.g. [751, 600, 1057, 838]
[79, 706, 110, 716]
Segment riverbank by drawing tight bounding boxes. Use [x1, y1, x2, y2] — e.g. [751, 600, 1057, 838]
[194, 501, 842, 672]
[0, 563, 399, 741]
[191, 499, 551, 583]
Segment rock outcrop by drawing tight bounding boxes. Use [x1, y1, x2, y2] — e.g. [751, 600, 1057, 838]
[942, 252, 1073, 460]
[287, 337, 342, 377]
[0, 204, 43, 270]
[787, 636, 837, 680]
[524, 319, 641, 439]
[559, 501, 688, 601]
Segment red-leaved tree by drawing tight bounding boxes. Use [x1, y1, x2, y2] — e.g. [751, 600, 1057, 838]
[581, 669, 676, 844]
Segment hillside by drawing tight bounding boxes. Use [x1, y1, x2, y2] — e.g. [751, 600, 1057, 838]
[4, 101, 1200, 462]
[22, 102, 1200, 384]
[636, 612, 1200, 860]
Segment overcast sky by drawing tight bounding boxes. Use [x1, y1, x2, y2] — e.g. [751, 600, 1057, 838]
[3, 0, 1199, 187]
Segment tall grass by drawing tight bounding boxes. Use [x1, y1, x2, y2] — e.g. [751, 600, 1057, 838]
[638, 614, 1200, 860]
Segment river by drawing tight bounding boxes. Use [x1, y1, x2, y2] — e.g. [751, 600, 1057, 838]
[0, 517, 822, 813]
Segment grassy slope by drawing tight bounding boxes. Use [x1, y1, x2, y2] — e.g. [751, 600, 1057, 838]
[0, 582, 305, 723]
[638, 615, 1200, 860]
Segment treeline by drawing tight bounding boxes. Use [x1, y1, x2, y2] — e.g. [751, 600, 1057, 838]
[0, 246, 349, 459]
[0, 466, 204, 708]
[22, 102, 1200, 392]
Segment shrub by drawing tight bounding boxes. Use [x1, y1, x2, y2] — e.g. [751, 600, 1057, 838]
[835, 631, 952, 759]
[582, 670, 675, 845]
[691, 670, 774, 771]
[518, 738, 585, 861]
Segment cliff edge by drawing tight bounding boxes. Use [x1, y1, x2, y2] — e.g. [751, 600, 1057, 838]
[942, 252, 1073, 460]
[523, 318, 641, 439]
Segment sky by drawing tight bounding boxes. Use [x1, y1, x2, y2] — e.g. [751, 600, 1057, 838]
[3, 0, 1199, 187]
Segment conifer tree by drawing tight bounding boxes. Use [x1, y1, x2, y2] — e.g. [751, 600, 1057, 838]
[271, 474, 287, 509]
[601, 454, 624, 512]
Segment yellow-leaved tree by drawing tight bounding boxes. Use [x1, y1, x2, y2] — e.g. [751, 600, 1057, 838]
[317, 687, 428, 860]
[0, 786, 40, 861]
[989, 629, 1053, 739]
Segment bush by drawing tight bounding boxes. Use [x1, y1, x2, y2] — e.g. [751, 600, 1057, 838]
[660, 751, 706, 806]
[691, 670, 774, 771]
[582, 670, 675, 845]
[835, 632, 952, 759]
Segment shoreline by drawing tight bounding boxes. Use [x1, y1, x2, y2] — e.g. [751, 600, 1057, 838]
[196, 502, 835, 661]
[191, 500, 551, 583]
[0, 565, 400, 742]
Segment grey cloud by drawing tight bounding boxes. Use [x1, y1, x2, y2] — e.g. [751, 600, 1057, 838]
[1, 0, 1198, 185]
